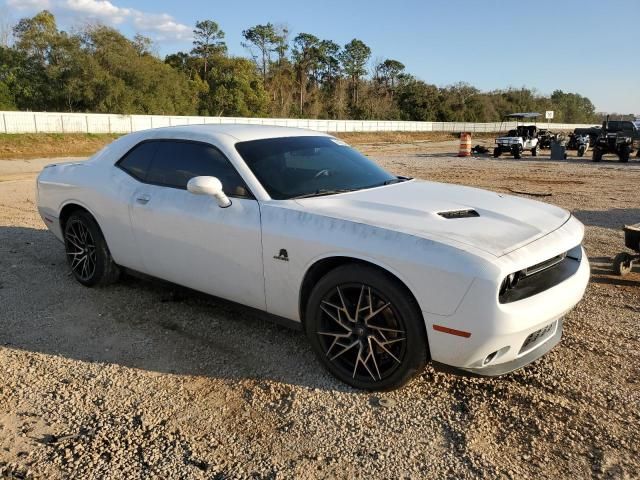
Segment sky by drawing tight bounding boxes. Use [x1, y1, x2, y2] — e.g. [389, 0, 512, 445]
[2, 0, 638, 114]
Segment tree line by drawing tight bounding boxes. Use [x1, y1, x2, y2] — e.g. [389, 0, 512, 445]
[0, 11, 600, 123]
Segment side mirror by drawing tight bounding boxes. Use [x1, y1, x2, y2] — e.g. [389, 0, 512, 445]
[187, 176, 232, 208]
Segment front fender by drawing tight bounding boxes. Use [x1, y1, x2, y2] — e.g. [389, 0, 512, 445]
[260, 203, 495, 322]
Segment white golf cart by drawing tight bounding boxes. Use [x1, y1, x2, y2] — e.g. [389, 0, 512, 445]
[494, 112, 541, 159]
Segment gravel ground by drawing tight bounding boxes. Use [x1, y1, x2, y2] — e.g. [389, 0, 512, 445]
[1, 141, 639, 479]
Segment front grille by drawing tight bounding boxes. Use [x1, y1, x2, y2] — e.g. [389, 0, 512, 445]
[524, 252, 567, 276]
[520, 322, 556, 354]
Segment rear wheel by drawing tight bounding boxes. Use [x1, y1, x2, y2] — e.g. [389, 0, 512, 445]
[592, 147, 602, 162]
[613, 252, 633, 276]
[619, 145, 630, 163]
[63, 210, 120, 287]
[305, 264, 428, 390]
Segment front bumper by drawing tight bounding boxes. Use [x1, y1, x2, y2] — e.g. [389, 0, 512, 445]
[424, 245, 589, 376]
[433, 318, 563, 377]
[37, 207, 63, 242]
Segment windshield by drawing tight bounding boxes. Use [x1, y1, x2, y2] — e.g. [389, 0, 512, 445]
[235, 136, 397, 199]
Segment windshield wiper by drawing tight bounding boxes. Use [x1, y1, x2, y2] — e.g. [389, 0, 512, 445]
[382, 176, 412, 185]
[290, 188, 356, 199]
[290, 177, 412, 199]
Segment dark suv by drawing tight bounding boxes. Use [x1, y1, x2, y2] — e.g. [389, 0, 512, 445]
[592, 118, 640, 162]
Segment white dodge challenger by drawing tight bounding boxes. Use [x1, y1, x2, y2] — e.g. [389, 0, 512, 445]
[36, 125, 590, 390]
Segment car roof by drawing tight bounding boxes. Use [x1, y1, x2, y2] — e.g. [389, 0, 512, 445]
[91, 124, 335, 168]
[135, 124, 331, 142]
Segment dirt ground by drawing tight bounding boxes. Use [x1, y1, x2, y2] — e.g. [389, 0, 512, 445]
[1, 138, 639, 479]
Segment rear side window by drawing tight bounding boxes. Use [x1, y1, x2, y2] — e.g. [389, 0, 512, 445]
[145, 141, 250, 197]
[117, 141, 159, 181]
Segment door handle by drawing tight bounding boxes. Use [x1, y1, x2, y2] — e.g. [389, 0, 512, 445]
[136, 194, 150, 205]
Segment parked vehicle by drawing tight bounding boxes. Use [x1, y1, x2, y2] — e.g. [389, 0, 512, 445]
[36, 125, 590, 390]
[494, 113, 541, 159]
[537, 129, 555, 150]
[567, 127, 600, 157]
[592, 117, 640, 162]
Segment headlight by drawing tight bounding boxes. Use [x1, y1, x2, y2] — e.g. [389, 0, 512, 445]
[499, 245, 582, 302]
[499, 271, 522, 296]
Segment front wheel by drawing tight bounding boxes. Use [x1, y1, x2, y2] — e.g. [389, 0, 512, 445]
[512, 148, 522, 159]
[64, 210, 120, 287]
[531, 146, 538, 157]
[305, 264, 428, 390]
[613, 252, 633, 276]
[493, 147, 501, 158]
[577, 145, 585, 157]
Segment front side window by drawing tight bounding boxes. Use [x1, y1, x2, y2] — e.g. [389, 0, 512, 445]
[235, 136, 397, 199]
[121, 140, 250, 197]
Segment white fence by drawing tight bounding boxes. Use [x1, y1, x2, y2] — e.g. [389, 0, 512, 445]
[0, 111, 596, 135]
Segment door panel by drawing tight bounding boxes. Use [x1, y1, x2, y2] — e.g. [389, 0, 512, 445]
[130, 184, 265, 310]
[95, 167, 148, 272]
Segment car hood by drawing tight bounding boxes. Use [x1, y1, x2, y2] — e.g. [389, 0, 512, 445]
[294, 180, 570, 257]
[496, 136, 522, 142]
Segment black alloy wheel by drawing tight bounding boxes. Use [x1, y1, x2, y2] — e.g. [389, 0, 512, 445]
[306, 264, 428, 390]
[65, 216, 97, 282]
[317, 283, 406, 382]
[63, 210, 120, 286]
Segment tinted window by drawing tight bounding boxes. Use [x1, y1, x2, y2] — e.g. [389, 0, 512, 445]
[235, 136, 396, 200]
[118, 141, 159, 181]
[607, 121, 634, 132]
[145, 141, 250, 197]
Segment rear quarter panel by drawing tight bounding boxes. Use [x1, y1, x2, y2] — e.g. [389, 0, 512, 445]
[36, 146, 144, 271]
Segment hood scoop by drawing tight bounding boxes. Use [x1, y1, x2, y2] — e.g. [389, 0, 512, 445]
[438, 209, 480, 219]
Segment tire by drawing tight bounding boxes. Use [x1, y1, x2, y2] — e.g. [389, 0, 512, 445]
[577, 145, 585, 157]
[512, 148, 522, 159]
[63, 210, 120, 287]
[619, 145, 630, 163]
[305, 264, 428, 391]
[493, 147, 501, 158]
[592, 147, 602, 162]
[613, 252, 633, 276]
[531, 146, 538, 157]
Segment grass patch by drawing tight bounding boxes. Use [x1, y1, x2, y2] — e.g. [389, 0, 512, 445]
[0, 133, 121, 159]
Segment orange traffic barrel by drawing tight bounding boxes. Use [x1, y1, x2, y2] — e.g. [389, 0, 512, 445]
[458, 132, 472, 157]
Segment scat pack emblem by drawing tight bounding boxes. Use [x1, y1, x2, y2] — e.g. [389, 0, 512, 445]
[273, 249, 289, 262]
